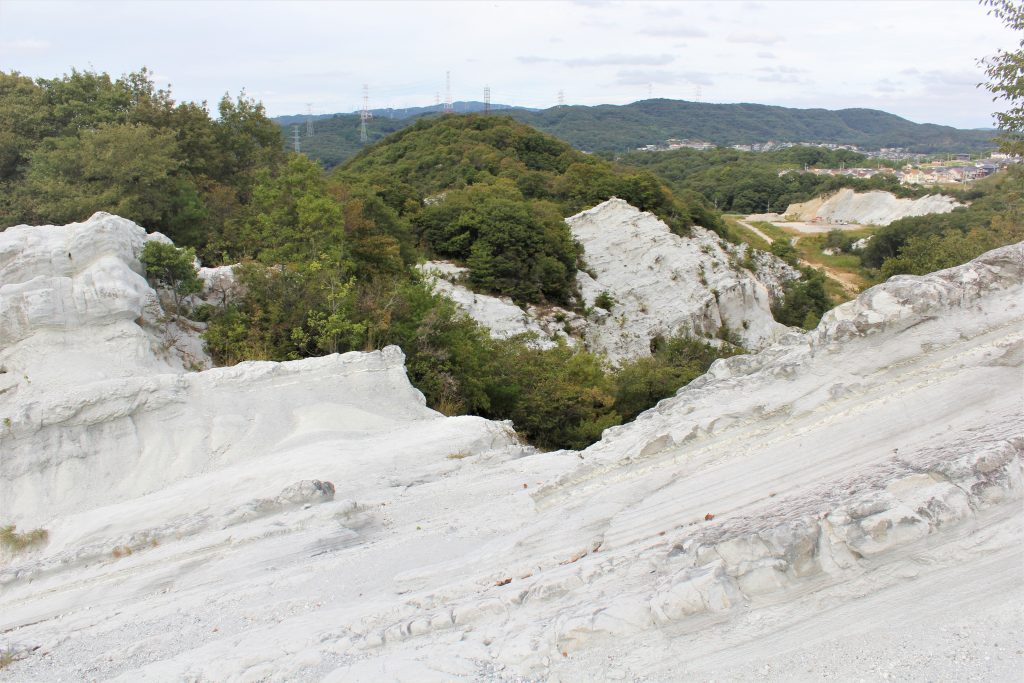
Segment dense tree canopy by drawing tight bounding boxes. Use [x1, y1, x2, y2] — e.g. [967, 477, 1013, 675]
[0, 68, 284, 251]
[613, 146, 925, 215]
[981, 0, 1024, 153]
[332, 114, 723, 303]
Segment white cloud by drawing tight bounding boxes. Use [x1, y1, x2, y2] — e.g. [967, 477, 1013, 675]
[0, 38, 50, 51]
[727, 32, 784, 45]
[615, 69, 715, 86]
[518, 53, 675, 68]
[640, 26, 709, 38]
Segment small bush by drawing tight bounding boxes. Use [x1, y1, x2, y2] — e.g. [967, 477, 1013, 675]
[594, 290, 616, 310]
[0, 524, 48, 554]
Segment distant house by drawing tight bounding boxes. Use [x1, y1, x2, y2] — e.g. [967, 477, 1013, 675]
[901, 169, 924, 185]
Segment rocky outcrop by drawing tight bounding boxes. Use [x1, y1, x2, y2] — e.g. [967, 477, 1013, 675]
[783, 188, 962, 226]
[418, 262, 584, 349]
[0, 215, 518, 528]
[569, 199, 789, 361]
[1, 214, 1020, 682]
[419, 201, 795, 362]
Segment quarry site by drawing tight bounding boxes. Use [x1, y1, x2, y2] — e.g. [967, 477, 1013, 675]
[3, 0, 1023, 679]
[0, 205, 1021, 682]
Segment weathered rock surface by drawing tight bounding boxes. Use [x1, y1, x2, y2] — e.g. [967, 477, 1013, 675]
[418, 262, 583, 349]
[784, 188, 962, 226]
[420, 200, 796, 361]
[1, 215, 1021, 682]
[570, 199, 789, 361]
[0, 214, 517, 528]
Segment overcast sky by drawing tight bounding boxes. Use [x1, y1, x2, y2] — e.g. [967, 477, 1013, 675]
[0, 0, 1016, 129]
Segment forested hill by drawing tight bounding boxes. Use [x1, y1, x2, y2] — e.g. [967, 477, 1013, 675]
[276, 98, 996, 167]
[274, 102, 526, 167]
[507, 100, 996, 154]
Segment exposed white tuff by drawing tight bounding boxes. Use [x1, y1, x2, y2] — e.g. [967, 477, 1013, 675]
[569, 198, 788, 361]
[1, 215, 1021, 681]
[418, 262, 583, 349]
[784, 188, 962, 226]
[420, 200, 795, 361]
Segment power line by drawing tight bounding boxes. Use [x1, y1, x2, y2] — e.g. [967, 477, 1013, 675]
[360, 84, 372, 143]
[444, 71, 453, 113]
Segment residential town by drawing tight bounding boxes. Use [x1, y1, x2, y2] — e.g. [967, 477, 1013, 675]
[637, 138, 1019, 185]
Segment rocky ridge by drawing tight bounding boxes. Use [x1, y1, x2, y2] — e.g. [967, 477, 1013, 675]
[421, 199, 796, 363]
[417, 262, 584, 350]
[570, 199, 789, 361]
[0, 215, 1021, 681]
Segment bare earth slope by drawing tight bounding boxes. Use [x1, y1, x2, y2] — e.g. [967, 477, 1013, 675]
[0, 216, 1021, 681]
[783, 189, 962, 226]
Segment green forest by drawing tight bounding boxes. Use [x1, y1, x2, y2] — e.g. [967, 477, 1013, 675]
[610, 146, 925, 215]
[279, 99, 997, 169]
[1, 66, 1020, 449]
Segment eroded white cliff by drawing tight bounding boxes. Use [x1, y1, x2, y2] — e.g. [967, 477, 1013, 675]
[420, 200, 796, 362]
[417, 262, 583, 349]
[0, 215, 1020, 682]
[570, 199, 789, 361]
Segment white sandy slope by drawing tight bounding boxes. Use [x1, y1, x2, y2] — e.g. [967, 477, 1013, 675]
[570, 199, 789, 361]
[1, 217, 1022, 681]
[783, 189, 962, 226]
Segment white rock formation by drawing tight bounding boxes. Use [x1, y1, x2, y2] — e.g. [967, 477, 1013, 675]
[0, 215, 519, 528]
[0, 212, 210, 387]
[570, 199, 789, 361]
[418, 202, 796, 362]
[784, 188, 962, 226]
[1, 215, 1021, 682]
[196, 264, 241, 306]
[418, 262, 583, 349]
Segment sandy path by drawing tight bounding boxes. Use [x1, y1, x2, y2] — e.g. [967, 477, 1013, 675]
[736, 219, 775, 244]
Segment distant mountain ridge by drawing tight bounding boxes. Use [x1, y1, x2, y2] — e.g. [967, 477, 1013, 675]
[275, 101, 530, 128]
[274, 98, 997, 168]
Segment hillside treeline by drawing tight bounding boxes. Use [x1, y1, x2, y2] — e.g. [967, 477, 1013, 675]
[278, 100, 996, 168]
[612, 146, 928, 214]
[507, 100, 996, 154]
[0, 69, 284, 250]
[0, 69, 733, 450]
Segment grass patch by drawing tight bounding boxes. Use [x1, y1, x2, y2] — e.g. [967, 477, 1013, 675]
[723, 215, 771, 251]
[747, 220, 791, 243]
[793, 230, 875, 296]
[0, 524, 48, 554]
